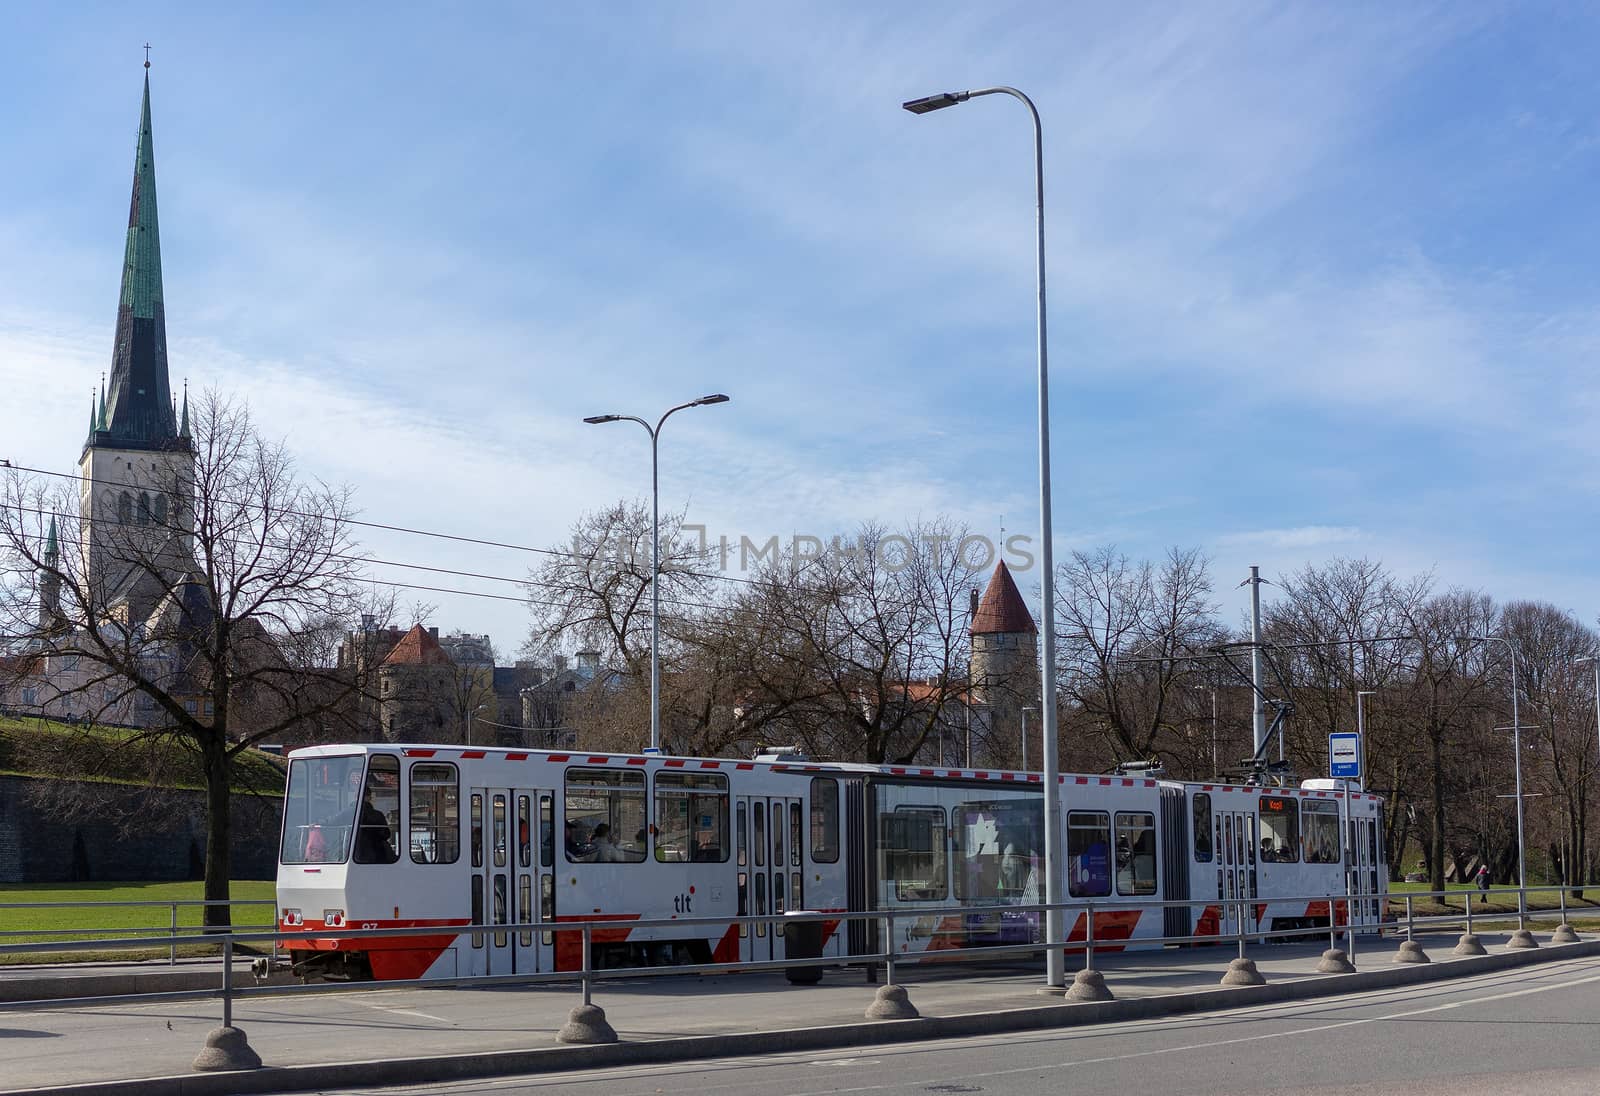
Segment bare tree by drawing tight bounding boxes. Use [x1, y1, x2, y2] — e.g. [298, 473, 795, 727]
[1501, 600, 1597, 892]
[1053, 545, 1222, 766]
[734, 520, 978, 765]
[0, 391, 389, 926]
[525, 501, 723, 753]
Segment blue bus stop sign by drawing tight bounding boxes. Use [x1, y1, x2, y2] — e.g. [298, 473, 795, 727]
[1329, 732, 1361, 779]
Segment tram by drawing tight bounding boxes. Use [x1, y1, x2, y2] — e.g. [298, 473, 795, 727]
[274, 743, 1388, 981]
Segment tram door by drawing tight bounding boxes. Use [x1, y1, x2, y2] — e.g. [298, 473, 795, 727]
[737, 795, 803, 962]
[1349, 814, 1377, 928]
[472, 787, 555, 974]
[1219, 809, 1256, 937]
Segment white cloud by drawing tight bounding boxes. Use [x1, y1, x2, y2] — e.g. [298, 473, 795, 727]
[1217, 526, 1366, 552]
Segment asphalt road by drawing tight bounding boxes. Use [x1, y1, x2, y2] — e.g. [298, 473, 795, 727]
[300, 956, 1600, 1096]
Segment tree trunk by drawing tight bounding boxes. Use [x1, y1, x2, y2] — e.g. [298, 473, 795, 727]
[202, 737, 233, 931]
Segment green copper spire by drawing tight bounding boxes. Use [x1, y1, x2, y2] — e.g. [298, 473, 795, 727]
[94, 67, 180, 452]
[97, 376, 107, 431]
[44, 515, 58, 563]
[178, 382, 189, 438]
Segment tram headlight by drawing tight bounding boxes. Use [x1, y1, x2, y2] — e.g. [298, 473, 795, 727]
[323, 908, 346, 928]
[281, 908, 303, 927]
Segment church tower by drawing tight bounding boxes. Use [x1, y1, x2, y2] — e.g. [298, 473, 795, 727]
[36, 515, 63, 634]
[78, 65, 194, 617]
[969, 560, 1039, 768]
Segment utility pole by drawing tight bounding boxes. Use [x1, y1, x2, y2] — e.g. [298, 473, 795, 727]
[1241, 566, 1269, 757]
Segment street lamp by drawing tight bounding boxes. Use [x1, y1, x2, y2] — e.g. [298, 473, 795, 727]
[904, 85, 1063, 990]
[1466, 634, 1530, 935]
[1355, 690, 1376, 794]
[467, 702, 489, 748]
[584, 393, 730, 753]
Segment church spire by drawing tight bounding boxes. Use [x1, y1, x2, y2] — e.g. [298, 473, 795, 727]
[91, 64, 179, 453]
[44, 515, 58, 563]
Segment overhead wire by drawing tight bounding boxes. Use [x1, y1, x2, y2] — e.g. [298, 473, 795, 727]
[2, 460, 778, 589]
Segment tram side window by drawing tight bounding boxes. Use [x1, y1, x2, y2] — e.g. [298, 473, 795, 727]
[1303, 801, 1339, 863]
[1192, 794, 1213, 862]
[408, 763, 460, 864]
[1067, 811, 1112, 898]
[655, 772, 729, 863]
[810, 777, 839, 863]
[1115, 812, 1157, 896]
[880, 807, 947, 901]
[354, 755, 401, 864]
[952, 797, 1043, 902]
[565, 768, 647, 863]
[1258, 796, 1299, 862]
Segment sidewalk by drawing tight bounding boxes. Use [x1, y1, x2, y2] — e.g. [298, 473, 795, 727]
[0, 955, 253, 1003]
[2, 931, 1597, 1096]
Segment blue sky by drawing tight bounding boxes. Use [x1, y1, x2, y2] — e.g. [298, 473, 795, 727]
[5, 2, 1600, 656]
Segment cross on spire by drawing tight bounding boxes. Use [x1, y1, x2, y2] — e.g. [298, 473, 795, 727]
[144, 43, 151, 69]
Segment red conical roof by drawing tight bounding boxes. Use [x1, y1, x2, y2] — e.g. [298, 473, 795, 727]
[971, 561, 1037, 636]
[381, 624, 455, 667]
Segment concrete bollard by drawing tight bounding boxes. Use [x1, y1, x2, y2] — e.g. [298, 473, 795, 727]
[1453, 933, 1487, 956]
[192, 1026, 262, 1072]
[558, 1003, 619, 1044]
[1506, 929, 1539, 949]
[1316, 948, 1355, 974]
[1393, 939, 1429, 964]
[1552, 922, 1579, 943]
[1220, 957, 1265, 986]
[864, 984, 920, 1020]
[1065, 968, 1114, 1001]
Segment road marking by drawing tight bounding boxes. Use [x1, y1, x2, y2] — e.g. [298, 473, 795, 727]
[367, 1005, 455, 1024]
[739, 965, 1600, 1096]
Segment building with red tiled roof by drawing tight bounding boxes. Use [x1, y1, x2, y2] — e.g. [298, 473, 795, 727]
[377, 625, 465, 742]
[381, 624, 455, 667]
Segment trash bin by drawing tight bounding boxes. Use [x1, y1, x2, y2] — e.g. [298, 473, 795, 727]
[784, 911, 825, 985]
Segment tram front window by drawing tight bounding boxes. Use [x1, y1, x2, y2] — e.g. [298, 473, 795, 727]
[281, 755, 366, 864]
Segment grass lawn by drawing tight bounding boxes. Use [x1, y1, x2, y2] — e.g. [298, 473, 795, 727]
[1385, 881, 1600, 931]
[0, 880, 277, 963]
[0, 714, 285, 794]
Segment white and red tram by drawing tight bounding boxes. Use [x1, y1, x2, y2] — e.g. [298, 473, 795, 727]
[274, 743, 1388, 981]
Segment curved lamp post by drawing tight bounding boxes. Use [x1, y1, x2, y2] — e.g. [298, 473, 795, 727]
[903, 86, 1063, 989]
[584, 394, 730, 753]
[467, 702, 489, 748]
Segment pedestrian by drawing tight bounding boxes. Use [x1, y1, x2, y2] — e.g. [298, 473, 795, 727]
[1475, 864, 1490, 894]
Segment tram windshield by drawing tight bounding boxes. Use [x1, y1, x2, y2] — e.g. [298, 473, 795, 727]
[280, 755, 366, 864]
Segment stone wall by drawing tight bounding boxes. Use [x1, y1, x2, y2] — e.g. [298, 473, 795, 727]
[0, 774, 281, 883]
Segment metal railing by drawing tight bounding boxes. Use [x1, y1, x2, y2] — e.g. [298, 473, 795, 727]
[1, 884, 1593, 1035]
[0, 898, 278, 965]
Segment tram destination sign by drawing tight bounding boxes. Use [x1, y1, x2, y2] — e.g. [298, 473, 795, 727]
[1329, 732, 1361, 779]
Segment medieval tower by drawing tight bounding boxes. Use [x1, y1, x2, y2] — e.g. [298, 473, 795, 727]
[969, 560, 1039, 767]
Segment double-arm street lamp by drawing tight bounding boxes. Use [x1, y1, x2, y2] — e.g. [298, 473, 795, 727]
[584, 394, 730, 753]
[903, 85, 1064, 991]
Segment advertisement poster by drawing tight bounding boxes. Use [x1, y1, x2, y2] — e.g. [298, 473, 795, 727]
[1073, 840, 1110, 895]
